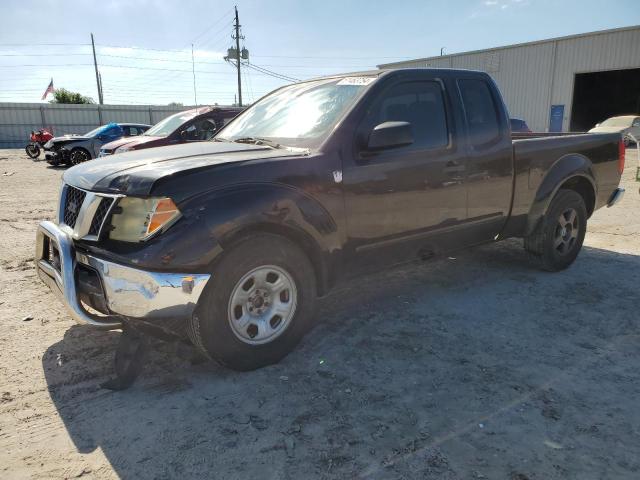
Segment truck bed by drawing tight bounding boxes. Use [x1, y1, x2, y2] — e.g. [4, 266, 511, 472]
[505, 132, 622, 236]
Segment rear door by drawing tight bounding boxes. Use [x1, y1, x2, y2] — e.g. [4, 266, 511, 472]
[456, 77, 514, 242]
[342, 75, 467, 274]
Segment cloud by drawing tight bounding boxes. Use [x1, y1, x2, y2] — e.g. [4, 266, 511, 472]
[481, 0, 529, 9]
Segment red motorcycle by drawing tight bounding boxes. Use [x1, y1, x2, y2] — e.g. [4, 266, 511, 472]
[25, 128, 54, 159]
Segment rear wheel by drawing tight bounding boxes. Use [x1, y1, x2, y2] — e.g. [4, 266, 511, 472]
[524, 189, 587, 271]
[189, 234, 316, 371]
[69, 148, 90, 166]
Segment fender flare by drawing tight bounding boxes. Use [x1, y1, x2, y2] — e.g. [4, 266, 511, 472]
[525, 153, 596, 236]
[181, 183, 341, 295]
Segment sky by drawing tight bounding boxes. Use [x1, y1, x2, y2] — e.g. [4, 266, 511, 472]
[0, 0, 638, 106]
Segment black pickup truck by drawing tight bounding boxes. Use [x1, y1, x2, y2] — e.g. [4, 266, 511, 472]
[36, 69, 625, 371]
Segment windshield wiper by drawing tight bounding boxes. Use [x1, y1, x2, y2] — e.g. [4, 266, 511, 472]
[232, 137, 281, 149]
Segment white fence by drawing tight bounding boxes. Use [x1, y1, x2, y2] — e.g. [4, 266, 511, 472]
[0, 102, 208, 148]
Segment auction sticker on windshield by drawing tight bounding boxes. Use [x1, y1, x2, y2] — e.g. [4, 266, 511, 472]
[337, 77, 376, 86]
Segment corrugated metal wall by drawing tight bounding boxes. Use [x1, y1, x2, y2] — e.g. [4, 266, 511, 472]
[379, 26, 640, 132]
[0, 103, 204, 148]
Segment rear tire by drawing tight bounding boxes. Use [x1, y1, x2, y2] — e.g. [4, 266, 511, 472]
[188, 233, 316, 371]
[524, 189, 587, 271]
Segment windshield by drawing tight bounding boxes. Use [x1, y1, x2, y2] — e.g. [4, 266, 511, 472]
[144, 111, 196, 137]
[84, 123, 116, 137]
[601, 116, 633, 127]
[217, 77, 375, 148]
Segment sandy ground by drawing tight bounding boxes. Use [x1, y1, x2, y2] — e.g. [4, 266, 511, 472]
[0, 148, 639, 479]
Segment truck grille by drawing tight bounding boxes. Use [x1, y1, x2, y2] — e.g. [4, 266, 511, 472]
[60, 184, 118, 240]
[63, 186, 86, 228]
[88, 197, 115, 236]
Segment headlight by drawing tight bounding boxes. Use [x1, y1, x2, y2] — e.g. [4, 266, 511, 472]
[109, 197, 181, 242]
[115, 146, 131, 153]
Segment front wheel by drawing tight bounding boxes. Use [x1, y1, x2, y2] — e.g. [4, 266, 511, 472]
[25, 144, 40, 158]
[524, 189, 587, 271]
[189, 234, 316, 371]
[69, 148, 90, 165]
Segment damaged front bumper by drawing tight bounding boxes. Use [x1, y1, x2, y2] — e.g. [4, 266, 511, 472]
[44, 149, 68, 165]
[35, 220, 210, 331]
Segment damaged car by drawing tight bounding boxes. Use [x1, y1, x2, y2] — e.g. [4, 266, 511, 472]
[44, 122, 150, 166]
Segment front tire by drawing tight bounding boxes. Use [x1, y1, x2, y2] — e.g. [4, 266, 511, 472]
[69, 148, 90, 166]
[524, 189, 587, 271]
[25, 144, 40, 158]
[189, 234, 316, 371]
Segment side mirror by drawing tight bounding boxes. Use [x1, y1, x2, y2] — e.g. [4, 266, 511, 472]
[367, 121, 413, 151]
[180, 130, 187, 139]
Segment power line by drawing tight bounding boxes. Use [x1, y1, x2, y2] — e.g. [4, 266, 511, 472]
[250, 54, 415, 60]
[242, 62, 300, 82]
[190, 7, 235, 44]
[0, 63, 93, 67]
[0, 43, 90, 47]
[0, 53, 92, 57]
[92, 44, 415, 61]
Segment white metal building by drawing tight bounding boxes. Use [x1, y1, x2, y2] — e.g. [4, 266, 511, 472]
[378, 25, 640, 133]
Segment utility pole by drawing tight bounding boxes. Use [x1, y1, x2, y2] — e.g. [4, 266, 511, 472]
[191, 44, 198, 106]
[233, 6, 242, 107]
[98, 72, 103, 103]
[91, 33, 103, 104]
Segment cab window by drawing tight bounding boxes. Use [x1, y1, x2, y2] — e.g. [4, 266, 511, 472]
[361, 81, 449, 151]
[458, 79, 502, 148]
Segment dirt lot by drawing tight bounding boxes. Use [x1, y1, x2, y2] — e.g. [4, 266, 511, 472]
[0, 148, 639, 479]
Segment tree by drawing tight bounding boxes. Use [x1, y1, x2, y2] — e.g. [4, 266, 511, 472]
[49, 88, 95, 104]
[167, 102, 183, 107]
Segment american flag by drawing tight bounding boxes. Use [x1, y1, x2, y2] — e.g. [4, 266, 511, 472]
[41, 79, 54, 100]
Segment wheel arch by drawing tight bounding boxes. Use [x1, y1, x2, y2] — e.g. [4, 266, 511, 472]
[525, 153, 596, 236]
[181, 184, 341, 297]
[218, 222, 331, 297]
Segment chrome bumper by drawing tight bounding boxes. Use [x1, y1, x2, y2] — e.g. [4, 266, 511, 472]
[607, 187, 625, 207]
[35, 221, 210, 329]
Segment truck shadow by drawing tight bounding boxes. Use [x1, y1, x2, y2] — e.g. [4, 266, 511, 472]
[43, 241, 640, 479]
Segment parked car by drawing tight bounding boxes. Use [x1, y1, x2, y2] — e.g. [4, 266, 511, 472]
[589, 115, 640, 147]
[44, 122, 150, 166]
[36, 69, 625, 374]
[510, 117, 532, 133]
[99, 107, 243, 157]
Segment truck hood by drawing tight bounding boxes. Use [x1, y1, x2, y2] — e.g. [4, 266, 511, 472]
[63, 141, 298, 196]
[102, 135, 165, 151]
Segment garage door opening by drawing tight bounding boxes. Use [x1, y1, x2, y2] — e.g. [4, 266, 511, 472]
[570, 68, 640, 132]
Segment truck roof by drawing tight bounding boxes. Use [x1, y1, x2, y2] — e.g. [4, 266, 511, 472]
[307, 67, 488, 83]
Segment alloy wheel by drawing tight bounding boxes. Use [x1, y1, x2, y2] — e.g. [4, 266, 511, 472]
[554, 208, 579, 255]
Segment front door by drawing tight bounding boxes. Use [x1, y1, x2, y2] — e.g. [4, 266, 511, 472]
[342, 77, 467, 275]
